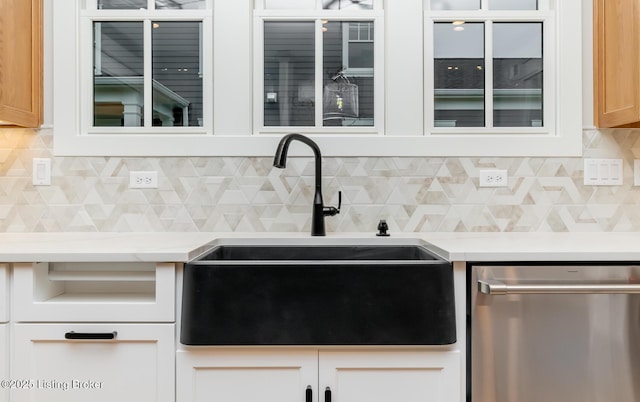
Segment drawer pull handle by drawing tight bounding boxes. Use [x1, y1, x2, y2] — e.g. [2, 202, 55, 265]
[64, 331, 118, 340]
[478, 279, 640, 295]
[325, 387, 331, 402]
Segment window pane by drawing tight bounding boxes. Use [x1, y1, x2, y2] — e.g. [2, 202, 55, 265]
[349, 42, 374, 68]
[434, 22, 484, 127]
[431, 0, 480, 11]
[323, 21, 374, 127]
[264, 22, 315, 127]
[152, 21, 203, 127]
[349, 23, 373, 41]
[323, 0, 373, 10]
[264, 0, 315, 9]
[493, 23, 543, 127]
[97, 0, 147, 9]
[489, 0, 537, 10]
[94, 22, 144, 127]
[155, 0, 206, 9]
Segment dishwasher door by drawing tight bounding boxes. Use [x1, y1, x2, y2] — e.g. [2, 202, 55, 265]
[469, 263, 640, 402]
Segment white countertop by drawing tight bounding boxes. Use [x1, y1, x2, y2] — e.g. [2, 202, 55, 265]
[422, 232, 640, 262]
[0, 232, 640, 262]
[0, 233, 217, 262]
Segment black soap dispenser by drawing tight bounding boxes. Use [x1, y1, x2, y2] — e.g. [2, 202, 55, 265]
[376, 219, 390, 236]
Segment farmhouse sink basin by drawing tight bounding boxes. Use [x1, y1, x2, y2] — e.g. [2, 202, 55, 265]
[181, 238, 455, 346]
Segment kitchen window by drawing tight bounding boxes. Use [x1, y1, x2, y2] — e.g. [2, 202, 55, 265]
[92, 20, 204, 128]
[254, 0, 383, 134]
[53, 0, 581, 156]
[429, 2, 547, 130]
[79, 1, 210, 133]
[423, 0, 580, 155]
[431, 21, 544, 128]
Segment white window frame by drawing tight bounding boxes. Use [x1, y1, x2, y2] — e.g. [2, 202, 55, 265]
[53, 0, 581, 157]
[420, 0, 580, 156]
[85, 2, 213, 129]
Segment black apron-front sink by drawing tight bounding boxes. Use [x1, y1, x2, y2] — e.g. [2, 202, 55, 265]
[181, 240, 456, 346]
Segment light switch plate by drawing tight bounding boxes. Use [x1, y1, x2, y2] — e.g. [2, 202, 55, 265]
[583, 159, 623, 185]
[32, 158, 51, 186]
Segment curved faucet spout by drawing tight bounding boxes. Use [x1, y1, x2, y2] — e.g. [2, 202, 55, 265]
[273, 134, 339, 236]
[273, 133, 322, 176]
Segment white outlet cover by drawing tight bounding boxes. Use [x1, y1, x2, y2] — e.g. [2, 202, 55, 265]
[479, 169, 508, 187]
[129, 171, 159, 188]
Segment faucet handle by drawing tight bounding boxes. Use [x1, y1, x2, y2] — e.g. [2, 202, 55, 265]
[323, 191, 341, 217]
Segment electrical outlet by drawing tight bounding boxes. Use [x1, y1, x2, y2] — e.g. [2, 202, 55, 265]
[479, 169, 508, 187]
[129, 171, 158, 188]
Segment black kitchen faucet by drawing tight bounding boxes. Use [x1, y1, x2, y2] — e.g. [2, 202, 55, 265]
[273, 133, 341, 236]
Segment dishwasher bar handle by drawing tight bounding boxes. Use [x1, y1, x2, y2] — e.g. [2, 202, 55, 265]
[478, 279, 640, 295]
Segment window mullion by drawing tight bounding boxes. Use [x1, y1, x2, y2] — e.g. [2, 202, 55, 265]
[484, 20, 494, 128]
[315, 18, 323, 128]
[144, 18, 152, 128]
[424, 17, 434, 133]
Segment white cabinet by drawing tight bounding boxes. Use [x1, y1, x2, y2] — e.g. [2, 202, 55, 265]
[10, 260, 177, 402]
[0, 263, 8, 323]
[11, 323, 174, 402]
[177, 349, 317, 402]
[177, 349, 461, 402]
[319, 350, 461, 402]
[0, 324, 8, 402]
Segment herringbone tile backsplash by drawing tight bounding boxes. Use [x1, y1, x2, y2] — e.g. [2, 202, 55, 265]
[2, 127, 640, 233]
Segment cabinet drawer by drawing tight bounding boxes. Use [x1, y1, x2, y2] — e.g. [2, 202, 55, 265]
[12, 262, 175, 322]
[0, 264, 8, 323]
[11, 323, 174, 402]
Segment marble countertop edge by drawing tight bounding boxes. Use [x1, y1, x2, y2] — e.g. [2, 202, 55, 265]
[0, 232, 639, 262]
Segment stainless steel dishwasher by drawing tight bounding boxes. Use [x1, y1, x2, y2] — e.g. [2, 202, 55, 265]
[469, 263, 640, 402]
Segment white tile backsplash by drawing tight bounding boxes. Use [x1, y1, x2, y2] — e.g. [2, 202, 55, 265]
[2, 127, 640, 233]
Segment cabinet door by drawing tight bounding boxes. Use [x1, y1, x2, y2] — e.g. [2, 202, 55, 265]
[0, 324, 8, 402]
[594, 0, 640, 127]
[319, 350, 461, 402]
[11, 323, 174, 402]
[0, 0, 43, 127]
[177, 349, 318, 402]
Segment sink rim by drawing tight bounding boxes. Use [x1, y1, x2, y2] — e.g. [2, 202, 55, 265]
[189, 237, 449, 264]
